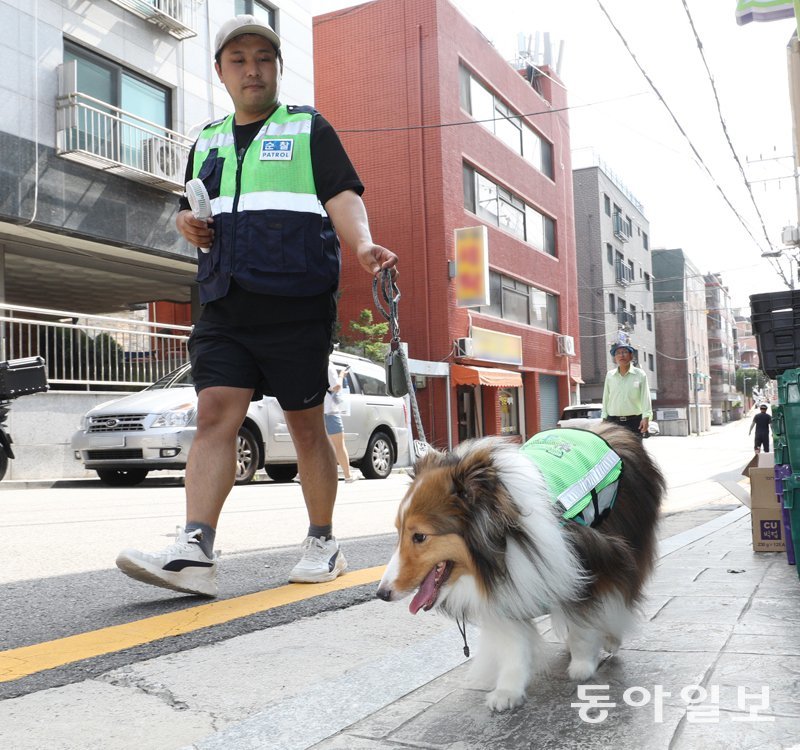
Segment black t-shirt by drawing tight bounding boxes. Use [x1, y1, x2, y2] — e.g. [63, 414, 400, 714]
[180, 109, 364, 325]
[752, 412, 772, 433]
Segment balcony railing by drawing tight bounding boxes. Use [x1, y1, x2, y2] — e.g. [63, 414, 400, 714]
[107, 0, 198, 39]
[615, 260, 634, 286]
[56, 90, 193, 194]
[0, 303, 191, 389]
[613, 212, 631, 242]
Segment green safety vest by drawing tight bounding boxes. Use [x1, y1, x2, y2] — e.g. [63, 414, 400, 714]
[191, 105, 340, 303]
[519, 429, 622, 527]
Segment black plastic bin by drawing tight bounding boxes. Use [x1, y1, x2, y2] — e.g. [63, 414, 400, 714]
[0, 357, 48, 400]
[750, 291, 800, 378]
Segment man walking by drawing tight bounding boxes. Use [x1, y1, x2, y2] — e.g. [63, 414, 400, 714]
[601, 342, 652, 437]
[115, 15, 398, 597]
[749, 403, 772, 453]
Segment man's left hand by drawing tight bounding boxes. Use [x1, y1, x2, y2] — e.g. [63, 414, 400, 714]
[639, 418, 650, 435]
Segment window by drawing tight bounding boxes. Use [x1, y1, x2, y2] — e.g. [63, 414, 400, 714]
[648, 353, 654, 371]
[644, 272, 651, 290]
[498, 188, 526, 240]
[494, 100, 522, 154]
[464, 165, 556, 255]
[460, 64, 554, 179]
[64, 42, 171, 167]
[646, 312, 653, 331]
[235, 0, 276, 29]
[475, 172, 500, 225]
[606, 243, 613, 265]
[608, 294, 616, 313]
[643, 231, 649, 251]
[478, 272, 559, 332]
[604, 194, 611, 216]
[499, 388, 520, 436]
[354, 372, 387, 397]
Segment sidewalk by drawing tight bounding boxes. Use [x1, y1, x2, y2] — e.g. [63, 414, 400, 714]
[186, 506, 800, 750]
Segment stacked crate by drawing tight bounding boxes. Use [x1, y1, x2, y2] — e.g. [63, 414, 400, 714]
[750, 292, 800, 575]
[775, 370, 800, 571]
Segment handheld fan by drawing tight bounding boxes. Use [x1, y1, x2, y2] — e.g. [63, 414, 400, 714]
[185, 179, 212, 253]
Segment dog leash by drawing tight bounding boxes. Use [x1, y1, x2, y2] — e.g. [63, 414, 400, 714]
[374, 271, 469, 659]
[456, 617, 470, 658]
[373, 270, 430, 457]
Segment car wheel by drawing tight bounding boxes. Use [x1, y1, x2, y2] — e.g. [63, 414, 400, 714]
[234, 426, 260, 485]
[359, 430, 394, 479]
[265, 464, 298, 483]
[0, 449, 8, 481]
[96, 468, 148, 486]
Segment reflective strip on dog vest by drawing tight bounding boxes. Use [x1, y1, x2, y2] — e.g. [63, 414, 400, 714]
[519, 429, 622, 527]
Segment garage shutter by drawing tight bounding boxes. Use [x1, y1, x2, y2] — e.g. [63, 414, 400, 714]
[538, 374, 560, 431]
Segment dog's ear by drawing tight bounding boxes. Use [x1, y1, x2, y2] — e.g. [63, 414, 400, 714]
[450, 447, 500, 503]
[410, 447, 447, 479]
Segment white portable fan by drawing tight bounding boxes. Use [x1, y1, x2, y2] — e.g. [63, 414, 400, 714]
[185, 178, 212, 253]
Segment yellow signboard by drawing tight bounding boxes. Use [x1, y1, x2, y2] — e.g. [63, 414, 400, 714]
[455, 226, 489, 307]
[471, 325, 523, 366]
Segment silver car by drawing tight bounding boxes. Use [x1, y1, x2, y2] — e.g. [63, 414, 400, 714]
[71, 352, 410, 486]
[556, 403, 659, 435]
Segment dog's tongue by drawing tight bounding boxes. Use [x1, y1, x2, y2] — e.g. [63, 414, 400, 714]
[409, 567, 438, 614]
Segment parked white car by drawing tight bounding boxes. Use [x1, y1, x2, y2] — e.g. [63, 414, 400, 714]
[556, 403, 659, 436]
[71, 352, 410, 486]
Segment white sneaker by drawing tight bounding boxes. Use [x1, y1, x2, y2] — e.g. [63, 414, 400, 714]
[288, 536, 347, 583]
[344, 475, 359, 483]
[116, 527, 218, 597]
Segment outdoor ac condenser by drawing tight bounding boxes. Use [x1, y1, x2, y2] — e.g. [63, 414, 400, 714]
[455, 337, 474, 357]
[556, 335, 575, 356]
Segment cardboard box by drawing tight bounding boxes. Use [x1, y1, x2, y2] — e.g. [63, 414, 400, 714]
[742, 452, 785, 552]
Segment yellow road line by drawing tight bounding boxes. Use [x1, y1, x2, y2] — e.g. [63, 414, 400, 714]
[0, 565, 385, 683]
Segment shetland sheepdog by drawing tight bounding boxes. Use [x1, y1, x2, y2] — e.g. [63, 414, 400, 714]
[377, 423, 664, 712]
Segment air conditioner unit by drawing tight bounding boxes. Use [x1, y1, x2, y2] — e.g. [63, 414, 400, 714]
[455, 337, 474, 357]
[556, 335, 575, 356]
[781, 225, 800, 247]
[143, 138, 181, 181]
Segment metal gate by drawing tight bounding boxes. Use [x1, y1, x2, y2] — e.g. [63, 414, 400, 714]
[538, 374, 560, 430]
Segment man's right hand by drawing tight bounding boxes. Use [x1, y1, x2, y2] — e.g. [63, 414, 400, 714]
[177, 209, 214, 249]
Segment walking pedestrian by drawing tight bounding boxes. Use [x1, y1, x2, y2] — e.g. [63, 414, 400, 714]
[601, 342, 653, 437]
[325, 361, 357, 483]
[749, 403, 772, 453]
[115, 15, 398, 597]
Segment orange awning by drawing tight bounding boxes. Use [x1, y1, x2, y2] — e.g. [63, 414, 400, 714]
[451, 364, 523, 388]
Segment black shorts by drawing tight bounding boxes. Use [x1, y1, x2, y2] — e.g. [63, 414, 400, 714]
[188, 318, 333, 411]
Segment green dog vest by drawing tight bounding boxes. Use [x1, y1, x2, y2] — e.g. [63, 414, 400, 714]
[519, 429, 622, 527]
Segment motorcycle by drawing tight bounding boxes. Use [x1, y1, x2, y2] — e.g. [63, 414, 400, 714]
[0, 356, 48, 481]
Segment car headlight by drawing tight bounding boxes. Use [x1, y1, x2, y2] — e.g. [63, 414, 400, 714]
[152, 403, 197, 428]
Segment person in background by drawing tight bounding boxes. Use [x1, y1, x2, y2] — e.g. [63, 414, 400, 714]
[601, 343, 652, 437]
[749, 403, 772, 453]
[115, 15, 397, 598]
[325, 361, 357, 483]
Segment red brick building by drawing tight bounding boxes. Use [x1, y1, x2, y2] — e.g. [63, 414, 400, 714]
[314, 0, 580, 448]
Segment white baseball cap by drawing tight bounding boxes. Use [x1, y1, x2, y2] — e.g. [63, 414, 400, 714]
[215, 15, 281, 57]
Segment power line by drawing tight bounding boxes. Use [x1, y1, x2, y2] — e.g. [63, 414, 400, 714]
[594, 0, 786, 281]
[678, 0, 776, 253]
[336, 91, 650, 134]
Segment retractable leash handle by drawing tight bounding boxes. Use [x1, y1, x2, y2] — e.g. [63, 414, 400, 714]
[185, 179, 212, 254]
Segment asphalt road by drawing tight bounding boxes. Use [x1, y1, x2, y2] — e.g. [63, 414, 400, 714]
[0, 417, 756, 702]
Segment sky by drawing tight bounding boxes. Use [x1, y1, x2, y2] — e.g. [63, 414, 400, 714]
[311, 0, 799, 310]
